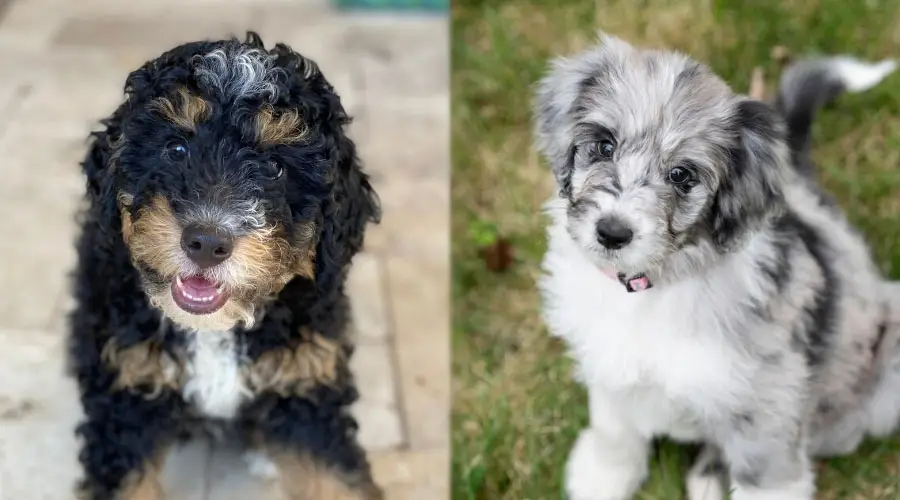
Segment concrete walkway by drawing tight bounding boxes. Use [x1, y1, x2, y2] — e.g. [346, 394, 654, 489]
[0, 0, 448, 498]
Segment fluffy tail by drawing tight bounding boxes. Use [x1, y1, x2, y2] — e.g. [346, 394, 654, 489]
[776, 56, 897, 177]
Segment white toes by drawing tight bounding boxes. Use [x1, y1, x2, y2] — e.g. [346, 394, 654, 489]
[686, 474, 725, 500]
[242, 450, 279, 480]
[730, 473, 815, 500]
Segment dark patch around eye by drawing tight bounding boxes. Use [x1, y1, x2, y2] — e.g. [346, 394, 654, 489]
[672, 161, 701, 188]
[571, 122, 618, 161]
[596, 184, 621, 198]
[559, 142, 576, 198]
[163, 141, 189, 163]
[565, 142, 577, 170]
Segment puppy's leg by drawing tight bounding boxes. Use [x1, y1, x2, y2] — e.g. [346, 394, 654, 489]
[565, 387, 649, 500]
[720, 412, 814, 500]
[865, 282, 900, 437]
[74, 391, 178, 500]
[686, 445, 727, 500]
[252, 395, 382, 500]
[268, 450, 382, 500]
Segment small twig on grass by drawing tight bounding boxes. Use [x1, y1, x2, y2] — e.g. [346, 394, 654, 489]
[749, 66, 766, 101]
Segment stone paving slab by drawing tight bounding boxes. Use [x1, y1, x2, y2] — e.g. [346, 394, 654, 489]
[13, 78, 126, 133]
[0, 328, 81, 500]
[0, 0, 448, 498]
[352, 339, 406, 451]
[357, 96, 450, 182]
[347, 253, 391, 341]
[160, 441, 212, 500]
[357, 23, 449, 100]
[364, 176, 449, 260]
[52, 8, 262, 54]
[0, 0, 65, 48]
[205, 443, 278, 500]
[0, 126, 84, 331]
[371, 449, 450, 499]
[0, 82, 23, 125]
[386, 257, 450, 450]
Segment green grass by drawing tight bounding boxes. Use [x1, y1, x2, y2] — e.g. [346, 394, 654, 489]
[451, 1, 900, 499]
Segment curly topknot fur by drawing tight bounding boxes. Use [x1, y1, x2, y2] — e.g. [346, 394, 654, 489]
[67, 32, 382, 499]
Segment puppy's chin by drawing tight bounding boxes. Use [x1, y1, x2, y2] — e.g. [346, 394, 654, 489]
[147, 287, 257, 331]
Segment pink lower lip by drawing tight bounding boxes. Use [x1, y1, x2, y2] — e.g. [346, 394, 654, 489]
[171, 275, 230, 315]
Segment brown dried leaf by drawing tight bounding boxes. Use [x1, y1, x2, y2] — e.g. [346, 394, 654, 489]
[479, 238, 514, 272]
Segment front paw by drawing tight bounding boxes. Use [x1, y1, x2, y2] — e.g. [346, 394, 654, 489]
[565, 429, 646, 500]
[243, 450, 279, 480]
[730, 476, 814, 500]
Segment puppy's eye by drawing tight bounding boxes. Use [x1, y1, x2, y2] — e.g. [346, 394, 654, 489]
[667, 166, 692, 185]
[595, 140, 615, 160]
[264, 161, 284, 180]
[164, 141, 189, 162]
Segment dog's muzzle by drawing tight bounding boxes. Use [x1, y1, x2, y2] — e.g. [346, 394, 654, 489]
[601, 268, 653, 293]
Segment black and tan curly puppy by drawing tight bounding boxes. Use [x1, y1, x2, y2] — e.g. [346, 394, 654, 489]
[67, 32, 382, 500]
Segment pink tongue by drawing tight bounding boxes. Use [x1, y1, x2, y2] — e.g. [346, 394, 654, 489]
[628, 276, 650, 292]
[182, 276, 218, 294]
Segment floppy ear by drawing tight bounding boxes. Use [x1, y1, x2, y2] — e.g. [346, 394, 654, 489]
[709, 99, 788, 248]
[314, 131, 380, 292]
[532, 33, 632, 198]
[81, 111, 128, 243]
[303, 70, 380, 292]
[533, 57, 581, 197]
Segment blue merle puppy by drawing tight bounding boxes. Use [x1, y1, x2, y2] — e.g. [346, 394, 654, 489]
[535, 34, 900, 500]
[68, 32, 382, 500]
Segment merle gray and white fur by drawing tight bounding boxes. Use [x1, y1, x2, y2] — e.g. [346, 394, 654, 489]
[534, 34, 900, 500]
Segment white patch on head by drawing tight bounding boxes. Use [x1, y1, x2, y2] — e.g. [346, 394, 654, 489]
[194, 47, 283, 102]
[181, 329, 250, 420]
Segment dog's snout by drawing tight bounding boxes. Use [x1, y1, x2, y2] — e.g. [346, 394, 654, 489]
[181, 224, 234, 269]
[596, 217, 633, 250]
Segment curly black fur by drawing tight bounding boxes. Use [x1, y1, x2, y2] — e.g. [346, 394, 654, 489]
[67, 32, 380, 499]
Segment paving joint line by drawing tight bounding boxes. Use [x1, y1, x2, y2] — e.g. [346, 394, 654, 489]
[374, 253, 412, 451]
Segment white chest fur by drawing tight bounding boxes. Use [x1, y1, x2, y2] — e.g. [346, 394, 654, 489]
[181, 329, 249, 420]
[540, 218, 763, 434]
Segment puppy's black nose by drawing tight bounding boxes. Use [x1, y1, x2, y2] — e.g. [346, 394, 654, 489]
[181, 224, 233, 269]
[596, 217, 633, 250]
